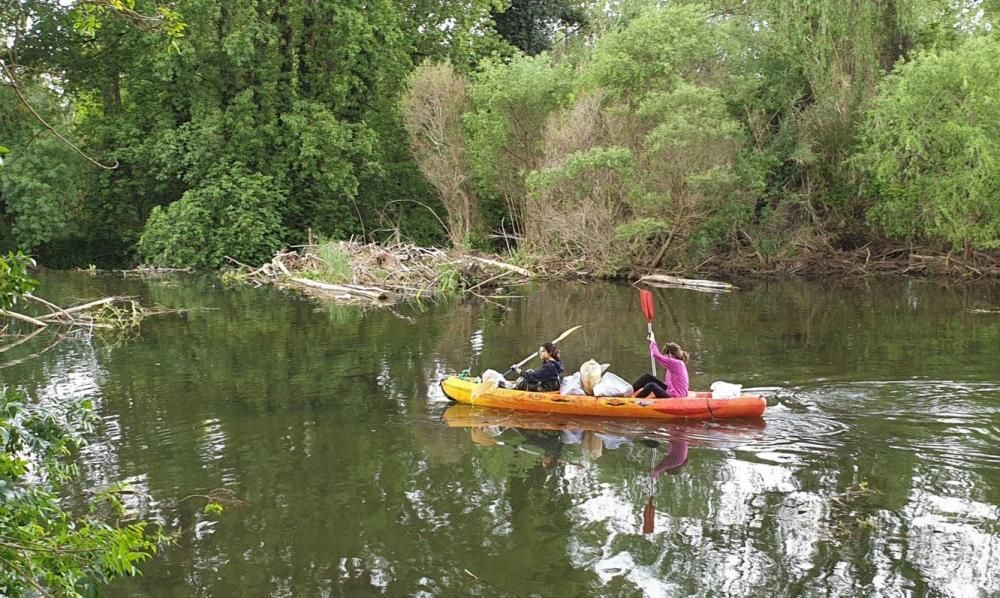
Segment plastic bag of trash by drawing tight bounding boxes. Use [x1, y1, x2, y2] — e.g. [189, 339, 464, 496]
[481, 369, 505, 383]
[710, 381, 743, 399]
[593, 372, 634, 397]
[481, 369, 515, 389]
[579, 360, 610, 395]
[560, 372, 585, 395]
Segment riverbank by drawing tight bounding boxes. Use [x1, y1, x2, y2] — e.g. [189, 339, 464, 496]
[213, 239, 999, 306]
[696, 241, 1000, 279]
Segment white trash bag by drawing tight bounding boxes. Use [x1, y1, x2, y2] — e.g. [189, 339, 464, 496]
[560, 372, 585, 395]
[710, 381, 743, 399]
[593, 372, 634, 397]
[480, 369, 515, 389]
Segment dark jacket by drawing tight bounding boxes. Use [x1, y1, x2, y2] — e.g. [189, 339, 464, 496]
[520, 359, 564, 392]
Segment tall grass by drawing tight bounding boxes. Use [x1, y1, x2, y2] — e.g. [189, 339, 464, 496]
[308, 241, 353, 284]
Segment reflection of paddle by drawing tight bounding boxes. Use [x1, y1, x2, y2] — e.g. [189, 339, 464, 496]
[470, 325, 582, 403]
[642, 497, 655, 534]
[643, 439, 689, 535]
[639, 290, 656, 375]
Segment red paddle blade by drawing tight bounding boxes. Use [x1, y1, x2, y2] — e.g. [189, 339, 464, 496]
[639, 289, 655, 321]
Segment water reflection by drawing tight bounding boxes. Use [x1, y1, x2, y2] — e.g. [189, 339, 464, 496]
[1, 273, 998, 596]
[443, 405, 764, 538]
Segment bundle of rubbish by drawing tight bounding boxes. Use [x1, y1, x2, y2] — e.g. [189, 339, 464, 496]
[561, 359, 633, 397]
[479, 359, 634, 397]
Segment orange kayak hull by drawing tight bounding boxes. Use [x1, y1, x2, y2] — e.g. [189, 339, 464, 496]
[440, 376, 766, 420]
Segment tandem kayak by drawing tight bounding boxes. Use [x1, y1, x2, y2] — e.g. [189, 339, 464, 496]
[440, 376, 766, 420]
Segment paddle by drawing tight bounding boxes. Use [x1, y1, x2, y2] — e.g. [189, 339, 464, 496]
[639, 289, 656, 375]
[470, 325, 583, 402]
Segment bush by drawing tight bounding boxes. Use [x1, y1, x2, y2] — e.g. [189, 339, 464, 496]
[856, 36, 1000, 251]
[138, 164, 287, 268]
[0, 250, 38, 310]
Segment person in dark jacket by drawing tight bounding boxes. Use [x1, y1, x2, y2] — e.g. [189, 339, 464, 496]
[513, 342, 564, 392]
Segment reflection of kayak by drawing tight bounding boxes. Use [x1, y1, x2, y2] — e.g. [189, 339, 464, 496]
[440, 376, 766, 420]
[443, 404, 766, 437]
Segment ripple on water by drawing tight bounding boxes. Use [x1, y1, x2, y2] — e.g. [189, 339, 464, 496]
[749, 380, 1000, 470]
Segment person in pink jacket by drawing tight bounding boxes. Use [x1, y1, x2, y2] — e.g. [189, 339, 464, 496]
[631, 334, 690, 398]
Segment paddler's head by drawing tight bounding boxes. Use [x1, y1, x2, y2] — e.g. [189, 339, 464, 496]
[663, 342, 690, 363]
[539, 342, 560, 362]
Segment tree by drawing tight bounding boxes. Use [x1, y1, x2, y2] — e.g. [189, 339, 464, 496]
[465, 54, 573, 235]
[401, 63, 479, 247]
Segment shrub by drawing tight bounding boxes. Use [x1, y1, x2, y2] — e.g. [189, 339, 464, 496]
[856, 36, 1000, 251]
[138, 164, 286, 268]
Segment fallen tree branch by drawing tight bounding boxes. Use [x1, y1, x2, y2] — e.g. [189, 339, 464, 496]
[466, 256, 532, 277]
[0, 309, 48, 328]
[37, 297, 118, 320]
[25, 293, 71, 321]
[638, 274, 738, 291]
[288, 277, 391, 302]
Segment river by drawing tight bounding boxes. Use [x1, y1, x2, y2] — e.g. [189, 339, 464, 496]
[3, 273, 998, 596]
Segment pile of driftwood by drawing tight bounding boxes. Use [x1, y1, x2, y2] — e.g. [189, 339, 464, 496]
[231, 241, 533, 305]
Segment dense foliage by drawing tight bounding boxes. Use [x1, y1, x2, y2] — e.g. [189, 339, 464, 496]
[2, 0, 999, 271]
[856, 36, 1000, 251]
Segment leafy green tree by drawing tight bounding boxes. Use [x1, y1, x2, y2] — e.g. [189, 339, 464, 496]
[719, 0, 992, 241]
[465, 54, 573, 234]
[856, 35, 1000, 251]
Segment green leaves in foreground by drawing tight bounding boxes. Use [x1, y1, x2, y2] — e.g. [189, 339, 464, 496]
[0, 389, 163, 596]
[0, 251, 39, 311]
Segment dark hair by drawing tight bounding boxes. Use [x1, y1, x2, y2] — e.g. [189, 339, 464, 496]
[542, 342, 560, 360]
[663, 342, 689, 363]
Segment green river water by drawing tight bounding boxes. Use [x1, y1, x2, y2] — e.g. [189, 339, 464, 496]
[2, 273, 999, 597]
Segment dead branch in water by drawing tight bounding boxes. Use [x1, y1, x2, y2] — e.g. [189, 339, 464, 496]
[0, 295, 174, 338]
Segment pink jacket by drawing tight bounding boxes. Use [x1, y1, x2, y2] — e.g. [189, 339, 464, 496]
[650, 341, 689, 397]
